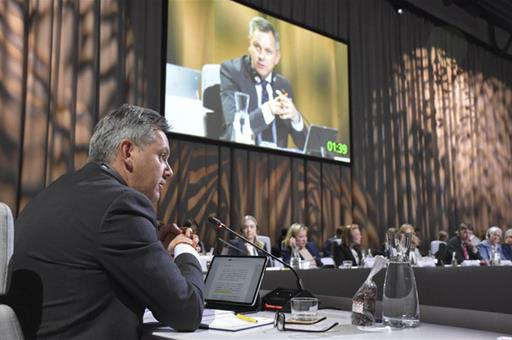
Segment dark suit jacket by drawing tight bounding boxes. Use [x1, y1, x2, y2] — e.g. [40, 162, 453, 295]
[442, 236, 481, 264]
[332, 244, 362, 267]
[502, 244, 512, 261]
[323, 236, 340, 258]
[220, 55, 307, 149]
[7, 162, 205, 339]
[281, 242, 322, 267]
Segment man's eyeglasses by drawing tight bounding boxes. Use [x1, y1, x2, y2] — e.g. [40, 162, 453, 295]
[273, 312, 338, 333]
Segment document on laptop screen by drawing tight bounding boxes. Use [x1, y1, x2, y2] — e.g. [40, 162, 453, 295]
[205, 256, 266, 305]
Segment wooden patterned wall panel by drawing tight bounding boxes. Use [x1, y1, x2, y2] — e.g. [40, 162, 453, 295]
[340, 165, 352, 226]
[290, 157, 306, 226]
[159, 137, 180, 225]
[0, 0, 24, 212]
[321, 162, 341, 243]
[230, 148, 248, 231]
[246, 150, 269, 234]
[177, 140, 218, 245]
[0, 0, 158, 216]
[217, 146, 232, 227]
[305, 160, 322, 245]
[268, 153, 292, 243]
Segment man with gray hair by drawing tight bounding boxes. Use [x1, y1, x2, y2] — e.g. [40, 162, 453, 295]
[220, 16, 307, 149]
[477, 225, 503, 261]
[8, 104, 205, 339]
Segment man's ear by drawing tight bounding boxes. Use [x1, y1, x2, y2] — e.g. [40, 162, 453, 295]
[119, 139, 135, 172]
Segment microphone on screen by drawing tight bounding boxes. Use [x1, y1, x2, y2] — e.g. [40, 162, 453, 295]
[207, 215, 314, 312]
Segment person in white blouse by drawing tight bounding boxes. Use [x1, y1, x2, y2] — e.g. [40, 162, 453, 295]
[227, 215, 269, 256]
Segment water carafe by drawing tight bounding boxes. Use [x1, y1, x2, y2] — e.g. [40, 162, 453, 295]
[382, 232, 420, 327]
[232, 92, 254, 144]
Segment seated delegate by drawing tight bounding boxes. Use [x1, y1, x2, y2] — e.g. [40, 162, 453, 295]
[333, 224, 363, 267]
[323, 225, 343, 258]
[281, 223, 322, 268]
[6, 105, 204, 339]
[443, 223, 481, 264]
[477, 226, 502, 261]
[227, 215, 269, 256]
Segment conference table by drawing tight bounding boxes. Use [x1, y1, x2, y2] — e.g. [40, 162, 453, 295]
[143, 308, 507, 339]
[260, 265, 512, 333]
[144, 265, 511, 339]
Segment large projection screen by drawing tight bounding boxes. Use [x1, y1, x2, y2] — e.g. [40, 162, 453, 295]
[164, 0, 351, 163]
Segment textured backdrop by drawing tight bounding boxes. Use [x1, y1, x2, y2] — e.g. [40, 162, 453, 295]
[1, 0, 512, 252]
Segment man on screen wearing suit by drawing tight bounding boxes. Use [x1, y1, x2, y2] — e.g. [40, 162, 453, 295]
[220, 16, 307, 149]
[7, 105, 204, 339]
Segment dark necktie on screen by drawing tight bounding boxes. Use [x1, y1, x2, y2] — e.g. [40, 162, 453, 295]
[260, 79, 277, 145]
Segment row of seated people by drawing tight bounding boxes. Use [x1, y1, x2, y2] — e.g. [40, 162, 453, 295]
[223, 217, 364, 268]
[215, 216, 512, 267]
[433, 224, 512, 264]
[224, 217, 323, 268]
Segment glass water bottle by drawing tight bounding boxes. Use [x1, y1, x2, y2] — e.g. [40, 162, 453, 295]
[382, 232, 420, 327]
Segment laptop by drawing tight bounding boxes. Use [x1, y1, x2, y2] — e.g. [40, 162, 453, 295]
[204, 255, 267, 311]
[303, 125, 338, 159]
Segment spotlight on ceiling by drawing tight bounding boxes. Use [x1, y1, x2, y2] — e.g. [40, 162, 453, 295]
[388, 0, 405, 15]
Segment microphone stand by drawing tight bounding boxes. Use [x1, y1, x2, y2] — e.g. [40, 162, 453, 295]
[208, 216, 314, 312]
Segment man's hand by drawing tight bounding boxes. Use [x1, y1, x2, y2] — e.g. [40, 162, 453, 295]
[159, 223, 199, 254]
[273, 91, 300, 123]
[168, 233, 197, 254]
[158, 222, 182, 250]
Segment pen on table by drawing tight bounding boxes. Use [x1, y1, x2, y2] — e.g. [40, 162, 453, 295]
[235, 313, 258, 323]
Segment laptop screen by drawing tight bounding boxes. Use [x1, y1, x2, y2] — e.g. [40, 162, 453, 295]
[204, 256, 267, 307]
[303, 125, 339, 159]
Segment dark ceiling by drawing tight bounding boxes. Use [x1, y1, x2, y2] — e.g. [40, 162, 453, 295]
[450, 0, 512, 51]
[398, 0, 512, 58]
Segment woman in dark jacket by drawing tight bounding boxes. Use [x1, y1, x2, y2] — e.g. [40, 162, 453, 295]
[333, 224, 363, 267]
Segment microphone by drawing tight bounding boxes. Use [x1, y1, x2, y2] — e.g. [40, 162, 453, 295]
[208, 215, 314, 312]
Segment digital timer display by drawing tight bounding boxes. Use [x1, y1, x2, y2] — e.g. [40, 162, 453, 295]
[326, 140, 348, 155]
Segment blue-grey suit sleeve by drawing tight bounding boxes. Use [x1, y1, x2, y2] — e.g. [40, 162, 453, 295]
[98, 191, 204, 331]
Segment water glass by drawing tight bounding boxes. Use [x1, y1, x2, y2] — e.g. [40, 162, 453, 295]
[342, 260, 353, 268]
[290, 297, 318, 321]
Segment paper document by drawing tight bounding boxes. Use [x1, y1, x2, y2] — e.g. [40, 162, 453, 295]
[143, 308, 273, 332]
[200, 309, 273, 331]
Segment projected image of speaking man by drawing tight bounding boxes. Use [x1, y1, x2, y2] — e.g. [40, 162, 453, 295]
[220, 16, 308, 150]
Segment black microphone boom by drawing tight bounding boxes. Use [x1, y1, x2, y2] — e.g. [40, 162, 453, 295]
[208, 215, 314, 312]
